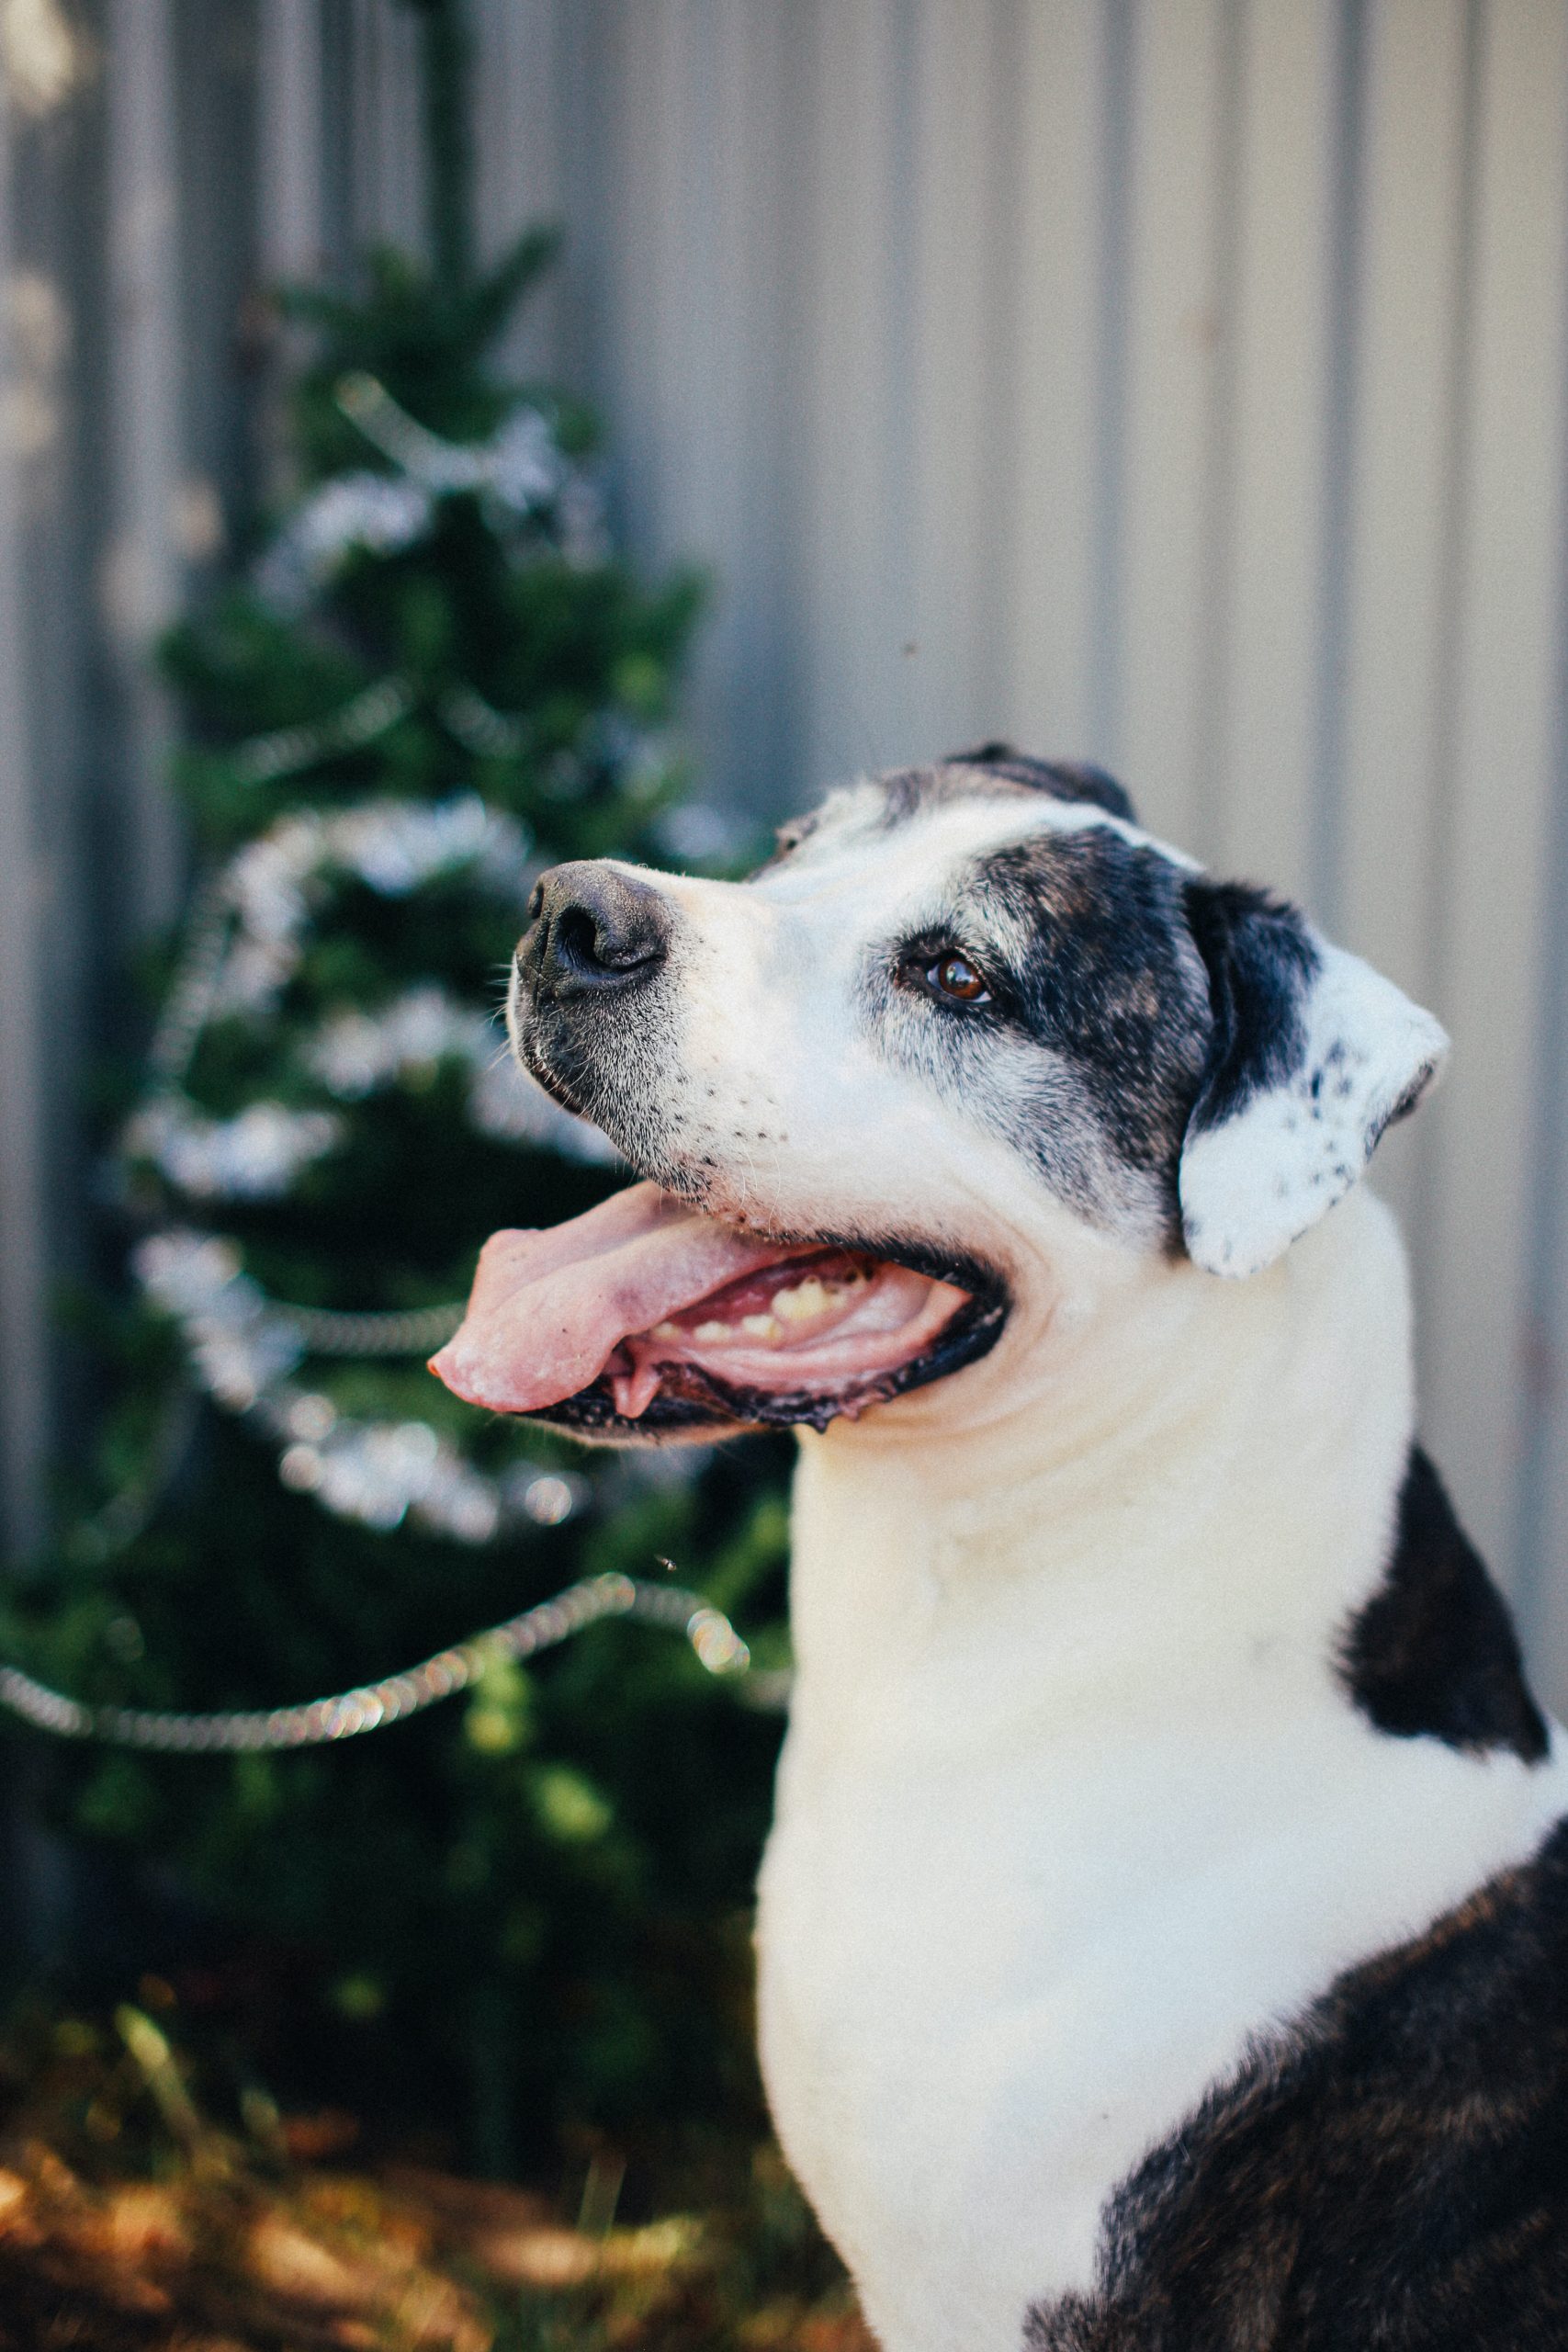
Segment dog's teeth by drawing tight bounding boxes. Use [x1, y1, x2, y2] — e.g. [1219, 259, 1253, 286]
[775, 1277, 832, 1323]
[652, 1321, 681, 1340]
[687, 1270, 873, 1348]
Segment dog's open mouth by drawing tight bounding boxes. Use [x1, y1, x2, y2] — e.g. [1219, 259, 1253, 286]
[429, 1182, 1004, 1436]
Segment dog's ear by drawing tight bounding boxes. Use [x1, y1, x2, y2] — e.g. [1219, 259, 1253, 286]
[1178, 882, 1449, 1278]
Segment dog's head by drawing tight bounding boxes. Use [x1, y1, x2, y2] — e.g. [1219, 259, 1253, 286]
[432, 751, 1447, 1441]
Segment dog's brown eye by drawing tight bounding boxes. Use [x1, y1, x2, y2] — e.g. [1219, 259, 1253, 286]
[928, 953, 990, 1004]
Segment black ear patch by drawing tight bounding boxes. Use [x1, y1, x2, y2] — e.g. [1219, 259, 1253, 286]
[1177, 876, 1447, 1278]
[1181, 880, 1320, 1136]
[942, 745, 1138, 826]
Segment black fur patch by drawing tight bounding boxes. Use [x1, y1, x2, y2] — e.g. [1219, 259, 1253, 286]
[1182, 879, 1319, 1137]
[941, 746, 1139, 823]
[874, 753, 1138, 831]
[873, 827, 1211, 1238]
[1339, 1447, 1549, 1764]
[1026, 1815, 1568, 2350]
[969, 833, 1209, 1181]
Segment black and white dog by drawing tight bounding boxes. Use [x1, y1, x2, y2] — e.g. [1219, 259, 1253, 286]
[434, 750, 1568, 2351]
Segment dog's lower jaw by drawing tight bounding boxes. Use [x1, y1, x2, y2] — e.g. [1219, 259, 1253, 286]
[754, 1188, 1568, 2352]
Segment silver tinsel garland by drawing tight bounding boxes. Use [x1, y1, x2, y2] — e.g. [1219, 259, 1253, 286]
[124, 1099, 344, 1201]
[125, 788, 613, 1202]
[124, 793, 614, 1540]
[135, 1230, 589, 1546]
[254, 373, 601, 611]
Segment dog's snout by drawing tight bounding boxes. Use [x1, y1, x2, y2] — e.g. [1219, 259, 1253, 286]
[521, 862, 671, 1001]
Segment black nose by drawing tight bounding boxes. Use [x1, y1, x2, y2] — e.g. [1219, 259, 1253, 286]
[520, 862, 671, 1001]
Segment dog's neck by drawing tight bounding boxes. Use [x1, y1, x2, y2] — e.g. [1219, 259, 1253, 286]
[787, 1189, 1414, 1736]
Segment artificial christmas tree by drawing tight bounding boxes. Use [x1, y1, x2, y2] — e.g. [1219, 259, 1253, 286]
[7, 6, 789, 2186]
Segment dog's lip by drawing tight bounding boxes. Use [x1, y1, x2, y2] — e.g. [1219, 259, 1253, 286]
[428, 1181, 1009, 1434]
[517, 1269, 1010, 1441]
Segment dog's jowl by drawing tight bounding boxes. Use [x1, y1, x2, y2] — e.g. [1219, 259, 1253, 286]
[433, 750, 1568, 2352]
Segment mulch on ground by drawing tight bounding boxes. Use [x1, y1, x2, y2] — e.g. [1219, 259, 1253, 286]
[0, 2007, 872, 2352]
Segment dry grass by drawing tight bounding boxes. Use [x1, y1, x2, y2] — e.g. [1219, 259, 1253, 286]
[0, 2008, 873, 2352]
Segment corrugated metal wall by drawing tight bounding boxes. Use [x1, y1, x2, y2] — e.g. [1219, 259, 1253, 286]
[6, 0, 1568, 1696]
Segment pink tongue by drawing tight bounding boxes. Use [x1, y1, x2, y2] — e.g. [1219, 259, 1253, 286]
[429, 1182, 804, 1415]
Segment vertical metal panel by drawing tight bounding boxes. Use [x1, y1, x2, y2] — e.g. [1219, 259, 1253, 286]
[348, 0, 423, 254]
[258, 0, 324, 506]
[3, 6, 119, 1560]
[1116, 0, 1230, 858]
[1003, 0, 1106, 762]
[259, 0, 325, 279]
[1309, 1, 1370, 937]
[174, 3, 262, 559]
[904, 0, 1023, 762]
[470, 0, 570, 376]
[1426, 0, 1568, 1583]
[668, 0, 812, 814]
[104, 0, 183, 933]
[795, 0, 919, 790]
[0, 83, 49, 1559]
[708, 0, 815, 812]
[581, 0, 686, 566]
[1211, 0, 1338, 903]
[614, 0, 772, 804]
[1337, 0, 1472, 1283]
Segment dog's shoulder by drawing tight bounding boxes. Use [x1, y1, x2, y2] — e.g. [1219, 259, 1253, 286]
[1023, 1442, 1568, 2352]
[1025, 1809, 1568, 2352]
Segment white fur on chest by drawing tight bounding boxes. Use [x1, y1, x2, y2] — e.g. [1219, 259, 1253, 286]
[754, 1198, 1568, 2352]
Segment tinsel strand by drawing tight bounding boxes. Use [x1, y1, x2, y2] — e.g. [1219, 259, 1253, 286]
[147, 878, 234, 1088]
[230, 676, 415, 786]
[0, 1572, 784, 1752]
[276, 1300, 463, 1357]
